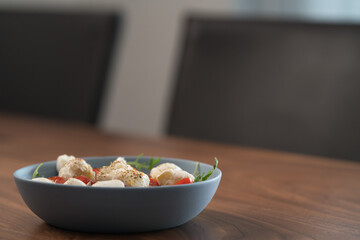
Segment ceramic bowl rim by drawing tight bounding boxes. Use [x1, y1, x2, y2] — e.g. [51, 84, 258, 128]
[13, 156, 222, 191]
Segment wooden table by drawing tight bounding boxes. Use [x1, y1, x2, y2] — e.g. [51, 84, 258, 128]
[1, 114, 360, 240]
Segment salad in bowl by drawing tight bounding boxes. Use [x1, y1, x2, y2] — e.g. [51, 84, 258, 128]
[32, 154, 218, 187]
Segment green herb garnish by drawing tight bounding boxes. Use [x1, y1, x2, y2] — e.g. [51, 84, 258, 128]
[127, 154, 161, 171]
[32, 163, 43, 179]
[193, 157, 218, 182]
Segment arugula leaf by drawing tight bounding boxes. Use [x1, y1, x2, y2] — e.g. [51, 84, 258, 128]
[127, 153, 145, 170]
[193, 162, 199, 176]
[32, 163, 43, 179]
[193, 157, 218, 182]
[127, 154, 160, 171]
[148, 157, 161, 170]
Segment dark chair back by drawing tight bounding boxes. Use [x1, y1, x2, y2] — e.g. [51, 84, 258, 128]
[168, 17, 360, 161]
[0, 10, 119, 124]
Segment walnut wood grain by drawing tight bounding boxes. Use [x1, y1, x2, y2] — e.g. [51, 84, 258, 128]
[1, 113, 360, 240]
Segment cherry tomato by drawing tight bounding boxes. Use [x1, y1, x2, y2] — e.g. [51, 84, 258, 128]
[93, 168, 100, 176]
[48, 176, 66, 184]
[173, 177, 193, 185]
[149, 178, 159, 186]
[75, 176, 95, 185]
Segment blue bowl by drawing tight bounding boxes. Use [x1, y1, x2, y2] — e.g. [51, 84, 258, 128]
[13, 156, 222, 233]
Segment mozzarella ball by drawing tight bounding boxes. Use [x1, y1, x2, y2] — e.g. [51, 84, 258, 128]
[64, 178, 86, 186]
[92, 180, 125, 188]
[97, 157, 133, 181]
[56, 154, 76, 172]
[113, 169, 150, 187]
[150, 163, 181, 179]
[157, 169, 195, 186]
[59, 158, 95, 180]
[32, 177, 54, 184]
